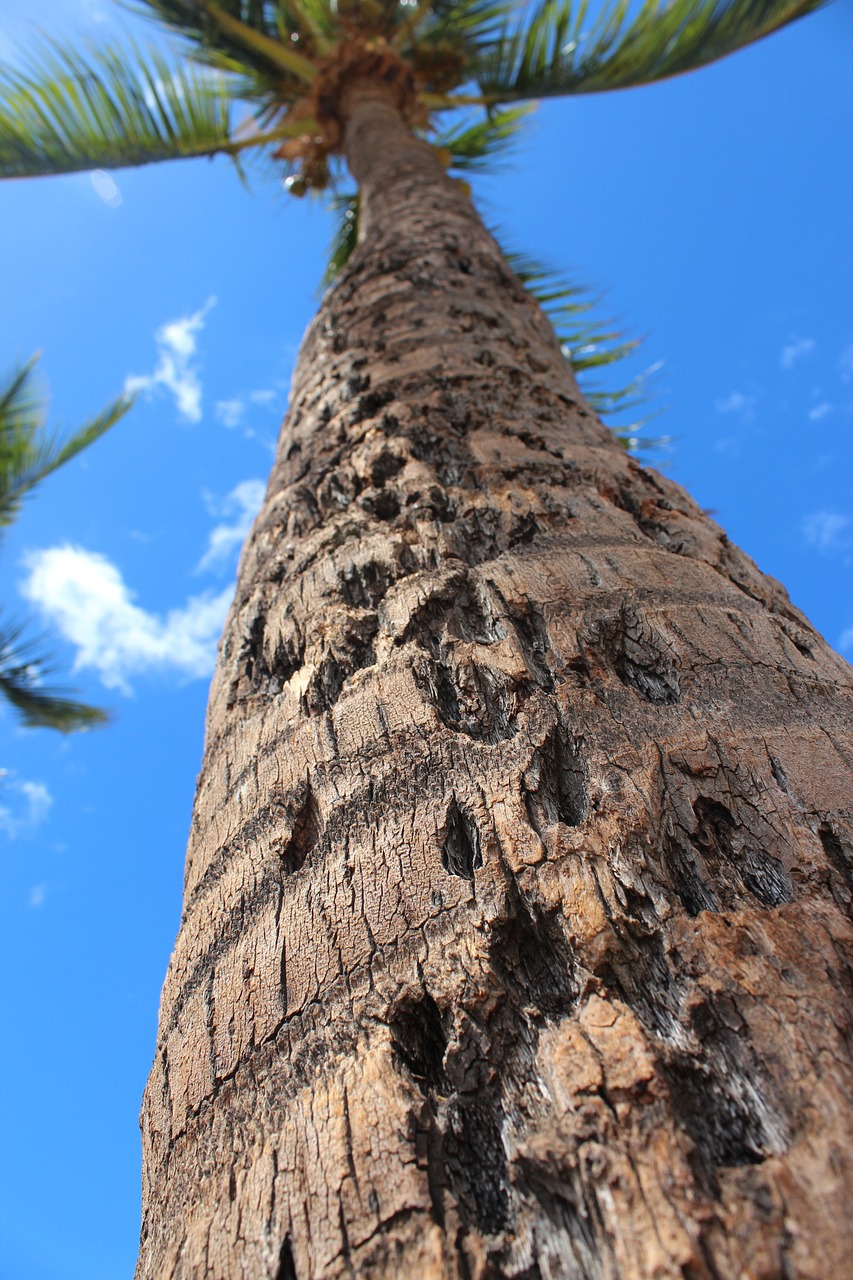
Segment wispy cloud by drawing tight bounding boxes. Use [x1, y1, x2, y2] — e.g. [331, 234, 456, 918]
[198, 479, 265, 573]
[125, 297, 216, 423]
[808, 402, 832, 422]
[840, 344, 853, 384]
[215, 387, 280, 430]
[840, 627, 853, 654]
[215, 398, 244, 428]
[801, 510, 853, 554]
[29, 884, 47, 909]
[780, 336, 816, 370]
[0, 776, 52, 841]
[715, 390, 756, 423]
[22, 545, 232, 693]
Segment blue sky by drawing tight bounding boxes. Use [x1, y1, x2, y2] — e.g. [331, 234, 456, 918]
[0, 2, 851, 1277]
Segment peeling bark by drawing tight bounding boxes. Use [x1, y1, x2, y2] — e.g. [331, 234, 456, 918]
[137, 91, 853, 1280]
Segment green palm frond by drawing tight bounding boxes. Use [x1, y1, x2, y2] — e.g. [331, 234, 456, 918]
[502, 247, 660, 440]
[134, 1, 327, 70]
[415, 0, 512, 54]
[475, 0, 830, 101]
[0, 355, 133, 528]
[0, 616, 107, 732]
[432, 103, 532, 169]
[324, 191, 359, 285]
[0, 37, 245, 179]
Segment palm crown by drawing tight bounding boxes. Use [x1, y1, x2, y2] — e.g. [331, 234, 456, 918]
[0, 1, 829, 411]
[1, 2, 827, 188]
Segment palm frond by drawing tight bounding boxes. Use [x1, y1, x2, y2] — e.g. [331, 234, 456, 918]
[0, 37, 245, 179]
[475, 0, 830, 101]
[502, 246, 659, 441]
[323, 191, 359, 285]
[0, 617, 107, 732]
[416, 0, 512, 55]
[133, 1, 325, 73]
[0, 355, 133, 528]
[431, 103, 532, 170]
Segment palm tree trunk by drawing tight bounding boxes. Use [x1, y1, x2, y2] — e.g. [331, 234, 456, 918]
[137, 87, 853, 1280]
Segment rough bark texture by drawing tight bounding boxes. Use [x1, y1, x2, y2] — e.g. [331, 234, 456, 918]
[137, 95, 853, 1280]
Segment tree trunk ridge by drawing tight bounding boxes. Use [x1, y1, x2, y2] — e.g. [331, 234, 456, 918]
[137, 95, 853, 1280]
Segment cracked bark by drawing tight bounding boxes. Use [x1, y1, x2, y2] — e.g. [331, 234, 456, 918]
[136, 90, 853, 1280]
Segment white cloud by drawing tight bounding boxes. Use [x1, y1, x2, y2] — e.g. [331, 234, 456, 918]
[780, 336, 816, 370]
[840, 345, 853, 384]
[125, 297, 216, 423]
[0, 776, 52, 841]
[808, 402, 832, 422]
[22, 545, 233, 693]
[198, 479, 265, 573]
[839, 627, 853, 653]
[715, 390, 756, 422]
[801, 510, 853, 553]
[216, 398, 244, 428]
[216, 388, 279, 429]
[29, 884, 46, 909]
[90, 169, 122, 208]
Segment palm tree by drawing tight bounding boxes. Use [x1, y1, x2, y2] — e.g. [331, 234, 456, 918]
[0, 354, 130, 731]
[3, 4, 852, 1277]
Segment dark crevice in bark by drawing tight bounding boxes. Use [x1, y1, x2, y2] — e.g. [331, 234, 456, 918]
[337, 558, 395, 609]
[302, 614, 378, 714]
[524, 726, 587, 834]
[669, 797, 791, 917]
[820, 822, 852, 916]
[276, 1236, 297, 1280]
[392, 990, 448, 1092]
[427, 657, 522, 742]
[397, 570, 506, 652]
[445, 1093, 510, 1236]
[280, 783, 322, 877]
[508, 600, 557, 691]
[611, 478, 689, 554]
[599, 928, 687, 1043]
[488, 902, 577, 1020]
[594, 602, 681, 705]
[359, 487, 401, 521]
[442, 801, 482, 881]
[237, 613, 305, 700]
[664, 1010, 789, 1194]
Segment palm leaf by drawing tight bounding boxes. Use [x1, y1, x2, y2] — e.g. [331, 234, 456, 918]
[431, 103, 533, 169]
[0, 616, 107, 731]
[500, 245, 662, 444]
[0, 355, 133, 528]
[0, 38, 245, 179]
[416, 0, 512, 55]
[476, 0, 830, 100]
[323, 191, 359, 285]
[133, 1, 326, 73]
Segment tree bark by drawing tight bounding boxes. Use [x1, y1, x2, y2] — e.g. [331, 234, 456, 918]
[137, 90, 853, 1280]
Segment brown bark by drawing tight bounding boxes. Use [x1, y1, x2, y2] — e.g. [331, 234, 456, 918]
[137, 90, 853, 1280]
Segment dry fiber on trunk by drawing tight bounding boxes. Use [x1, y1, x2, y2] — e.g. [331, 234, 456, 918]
[137, 93, 853, 1280]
